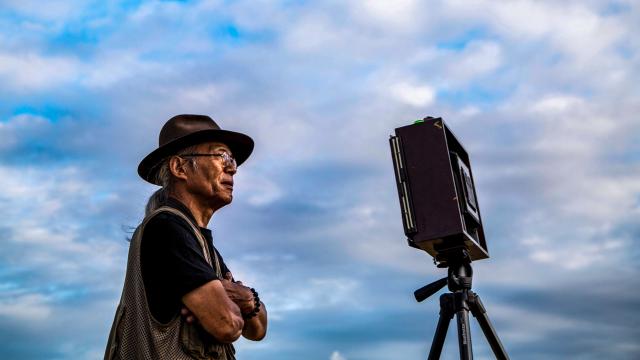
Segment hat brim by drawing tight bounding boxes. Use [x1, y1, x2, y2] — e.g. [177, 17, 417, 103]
[138, 129, 254, 185]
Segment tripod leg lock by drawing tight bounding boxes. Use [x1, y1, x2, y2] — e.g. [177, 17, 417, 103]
[467, 291, 486, 315]
[439, 293, 455, 319]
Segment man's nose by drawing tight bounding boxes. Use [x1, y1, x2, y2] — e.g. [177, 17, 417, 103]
[225, 166, 236, 175]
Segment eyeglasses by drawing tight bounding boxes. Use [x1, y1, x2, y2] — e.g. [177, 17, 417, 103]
[181, 152, 237, 170]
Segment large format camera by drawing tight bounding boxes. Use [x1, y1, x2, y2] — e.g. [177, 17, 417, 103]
[389, 117, 509, 360]
[389, 116, 488, 264]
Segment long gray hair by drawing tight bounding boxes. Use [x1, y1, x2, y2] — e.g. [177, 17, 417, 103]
[144, 145, 199, 216]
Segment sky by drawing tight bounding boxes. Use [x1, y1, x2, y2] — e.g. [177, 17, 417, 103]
[0, 0, 639, 359]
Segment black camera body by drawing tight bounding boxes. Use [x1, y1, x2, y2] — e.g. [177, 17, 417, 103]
[389, 117, 489, 262]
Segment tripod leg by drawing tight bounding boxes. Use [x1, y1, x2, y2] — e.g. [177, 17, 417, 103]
[454, 292, 473, 360]
[428, 294, 454, 360]
[468, 292, 509, 360]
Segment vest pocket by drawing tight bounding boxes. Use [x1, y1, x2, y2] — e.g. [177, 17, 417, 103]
[179, 320, 228, 359]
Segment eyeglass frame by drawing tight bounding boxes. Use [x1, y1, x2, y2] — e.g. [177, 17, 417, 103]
[179, 152, 237, 170]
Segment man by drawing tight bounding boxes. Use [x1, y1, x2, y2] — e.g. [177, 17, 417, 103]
[105, 114, 267, 360]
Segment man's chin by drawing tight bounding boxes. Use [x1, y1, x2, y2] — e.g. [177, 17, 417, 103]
[207, 192, 232, 209]
[221, 193, 233, 204]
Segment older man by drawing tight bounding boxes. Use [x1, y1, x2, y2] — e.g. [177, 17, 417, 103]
[105, 114, 267, 360]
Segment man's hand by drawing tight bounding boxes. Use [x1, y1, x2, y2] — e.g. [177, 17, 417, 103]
[222, 272, 267, 341]
[221, 272, 255, 314]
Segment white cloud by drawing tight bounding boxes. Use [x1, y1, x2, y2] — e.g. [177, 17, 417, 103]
[2, 0, 86, 23]
[281, 3, 422, 57]
[489, 303, 589, 344]
[0, 293, 52, 322]
[459, 106, 480, 117]
[241, 173, 283, 207]
[351, 0, 423, 32]
[0, 164, 126, 285]
[127, 0, 186, 23]
[266, 277, 360, 319]
[390, 81, 436, 107]
[0, 52, 79, 91]
[177, 84, 224, 106]
[283, 14, 348, 53]
[330, 350, 347, 360]
[531, 94, 585, 114]
[441, 41, 503, 86]
[444, 0, 625, 62]
[348, 340, 425, 360]
[0, 47, 162, 94]
[524, 234, 629, 270]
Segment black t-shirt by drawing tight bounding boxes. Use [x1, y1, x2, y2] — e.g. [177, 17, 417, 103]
[140, 197, 230, 324]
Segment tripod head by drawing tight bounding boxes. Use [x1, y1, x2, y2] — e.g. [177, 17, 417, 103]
[414, 248, 473, 302]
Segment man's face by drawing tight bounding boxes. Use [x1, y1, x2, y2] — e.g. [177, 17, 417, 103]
[184, 141, 236, 209]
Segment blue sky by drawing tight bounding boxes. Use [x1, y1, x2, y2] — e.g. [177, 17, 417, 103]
[0, 0, 639, 359]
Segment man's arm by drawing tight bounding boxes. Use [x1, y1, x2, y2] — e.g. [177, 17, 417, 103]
[182, 279, 245, 343]
[241, 300, 267, 341]
[181, 273, 268, 341]
[221, 273, 268, 341]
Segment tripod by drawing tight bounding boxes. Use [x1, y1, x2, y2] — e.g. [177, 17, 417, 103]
[414, 249, 509, 360]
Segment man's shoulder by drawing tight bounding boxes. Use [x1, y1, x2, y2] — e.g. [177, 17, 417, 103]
[147, 208, 193, 225]
[143, 209, 198, 240]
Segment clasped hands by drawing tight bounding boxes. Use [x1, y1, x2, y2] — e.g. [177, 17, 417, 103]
[181, 272, 255, 324]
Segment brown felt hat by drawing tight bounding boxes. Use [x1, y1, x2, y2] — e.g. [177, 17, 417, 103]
[138, 114, 254, 185]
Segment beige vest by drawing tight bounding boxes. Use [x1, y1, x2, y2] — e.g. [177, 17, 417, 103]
[104, 206, 235, 360]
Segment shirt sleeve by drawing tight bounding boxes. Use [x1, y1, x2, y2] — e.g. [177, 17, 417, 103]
[211, 246, 231, 277]
[141, 213, 220, 322]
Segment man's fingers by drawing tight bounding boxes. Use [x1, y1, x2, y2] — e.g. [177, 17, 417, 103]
[186, 315, 195, 324]
[181, 307, 189, 315]
[224, 272, 233, 280]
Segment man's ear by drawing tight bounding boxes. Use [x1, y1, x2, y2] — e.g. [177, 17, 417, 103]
[169, 156, 189, 181]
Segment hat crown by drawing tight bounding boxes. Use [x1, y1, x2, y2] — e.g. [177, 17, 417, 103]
[159, 114, 221, 146]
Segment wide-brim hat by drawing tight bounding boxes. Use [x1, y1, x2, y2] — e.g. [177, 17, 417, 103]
[138, 114, 254, 185]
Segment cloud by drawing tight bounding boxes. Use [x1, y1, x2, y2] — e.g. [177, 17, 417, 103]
[390, 81, 436, 107]
[0, 53, 79, 91]
[440, 40, 503, 86]
[0, 163, 127, 279]
[531, 94, 585, 114]
[242, 174, 283, 207]
[330, 350, 347, 360]
[0, 0, 638, 359]
[283, 13, 351, 54]
[444, 0, 625, 56]
[0, 293, 52, 322]
[350, 0, 423, 33]
[2, 0, 88, 23]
